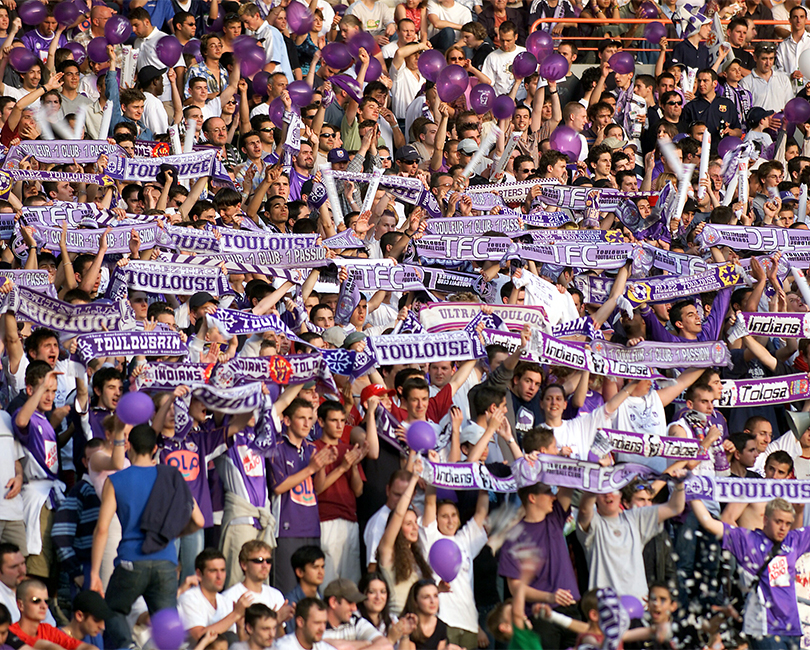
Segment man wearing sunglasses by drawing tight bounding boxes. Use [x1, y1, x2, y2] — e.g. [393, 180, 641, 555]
[740, 41, 795, 112]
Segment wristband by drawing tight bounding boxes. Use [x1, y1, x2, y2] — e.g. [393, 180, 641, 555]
[547, 610, 574, 628]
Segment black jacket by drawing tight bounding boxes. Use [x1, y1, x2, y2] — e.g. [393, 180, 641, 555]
[141, 464, 195, 554]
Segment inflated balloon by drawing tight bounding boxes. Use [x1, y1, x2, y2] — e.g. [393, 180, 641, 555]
[538, 53, 569, 80]
[155, 35, 182, 67]
[151, 609, 185, 650]
[116, 392, 155, 426]
[435, 64, 468, 102]
[65, 41, 86, 65]
[800, 49, 810, 80]
[8, 48, 37, 73]
[428, 538, 463, 583]
[620, 595, 645, 620]
[104, 14, 132, 45]
[233, 35, 259, 58]
[252, 70, 271, 96]
[549, 125, 582, 159]
[54, 1, 81, 26]
[321, 42, 353, 70]
[270, 96, 286, 128]
[239, 46, 266, 78]
[406, 420, 436, 452]
[87, 37, 110, 64]
[469, 83, 495, 114]
[288, 80, 313, 107]
[609, 51, 635, 75]
[334, 3, 348, 16]
[19, 1, 47, 25]
[330, 74, 363, 102]
[526, 30, 553, 61]
[417, 49, 447, 82]
[492, 94, 515, 120]
[206, 13, 224, 33]
[512, 52, 537, 79]
[183, 39, 202, 63]
[785, 97, 810, 124]
[287, 1, 314, 35]
[355, 55, 381, 81]
[644, 21, 667, 45]
[348, 31, 377, 58]
[639, 1, 658, 18]
[717, 135, 742, 158]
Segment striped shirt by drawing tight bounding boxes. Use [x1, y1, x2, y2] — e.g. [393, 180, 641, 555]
[52, 479, 100, 579]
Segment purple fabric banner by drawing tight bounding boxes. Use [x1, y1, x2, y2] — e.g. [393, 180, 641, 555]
[366, 331, 486, 365]
[20, 222, 158, 255]
[512, 453, 659, 491]
[700, 224, 810, 251]
[684, 474, 810, 502]
[587, 339, 731, 368]
[1, 269, 55, 294]
[717, 374, 810, 407]
[425, 215, 524, 236]
[106, 260, 232, 299]
[419, 302, 548, 333]
[624, 262, 742, 305]
[641, 243, 708, 275]
[72, 331, 187, 364]
[334, 268, 361, 326]
[322, 230, 366, 249]
[9, 287, 135, 334]
[539, 186, 658, 211]
[600, 428, 709, 460]
[734, 312, 810, 338]
[3, 140, 125, 167]
[525, 229, 624, 244]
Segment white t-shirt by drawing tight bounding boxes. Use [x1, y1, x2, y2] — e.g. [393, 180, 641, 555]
[391, 61, 425, 118]
[613, 390, 669, 473]
[202, 96, 223, 121]
[482, 46, 526, 96]
[426, 1, 473, 39]
[420, 519, 487, 633]
[221, 582, 285, 611]
[552, 405, 613, 460]
[754, 431, 801, 474]
[0, 412, 24, 521]
[177, 586, 236, 633]
[364, 504, 391, 566]
[142, 91, 169, 136]
[275, 633, 335, 650]
[135, 27, 183, 102]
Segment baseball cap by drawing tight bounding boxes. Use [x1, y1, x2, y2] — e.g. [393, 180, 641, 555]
[73, 591, 114, 621]
[323, 578, 366, 603]
[360, 384, 395, 405]
[746, 106, 774, 129]
[322, 326, 346, 348]
[189, 291, 217, 310]
[342, 331, 366, 349]
[460, 423, 486, 446]
[137, 65, 167, 88]
[128, 290, 148, 302]
[395, 145, 420, 162]
[602, 136, 629, 150]
[683, 198, 700, 214]
[327, 148, 349, 163]
[457, 138, 478, 155]
[781, 190, 799, 203]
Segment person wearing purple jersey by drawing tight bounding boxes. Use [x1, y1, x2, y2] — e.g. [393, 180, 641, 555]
[12, 363, 65, 586]
[639, 291, 733, 344]
[269, 398, 337, 594]
[21, 11, 67, 64]
[152, 386, 253, 583]
[692, 497, 810, 649]
[74, 368, 123, 476]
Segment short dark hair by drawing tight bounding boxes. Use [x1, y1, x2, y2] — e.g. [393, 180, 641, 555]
[195, 548, 225, 574]
[766, 450, 794, 472]
[472, 387, 506, 416]
[283, 398, 315, 420]
[24, 360, 51, 389]
[317, 400, 344, 421]
[245, 603, 276, 629]
[24, 328, 59, 358]
[296, 597, 326, 624]
[523, 426, 555, 454]
[401, 377, 430, 401]
[291, 545, 325, 574]
[128, 424, 157, 456]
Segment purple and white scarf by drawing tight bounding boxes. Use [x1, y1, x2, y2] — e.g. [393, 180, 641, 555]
[717, 374, 810, 407]
[366, 331, 486, 365]
[3, 140, 125, 167]
[699, 224, 810, 251]
[685, 474, 810, 503]
[71, 331, 187, 365]
[106, 260, 232, 300]
[587, 339, 731, 368]
[599, 428, 709, 460]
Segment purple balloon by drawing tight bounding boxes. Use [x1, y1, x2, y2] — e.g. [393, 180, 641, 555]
[321, 42, 353, 70]
[406, 420, 436, 452]
[233, 35, 259, 58]
[644, 21, 667, 45]
[639, 1, 658, 18]
[87, 37, 110, 64]
[417, 50, 447, 83]
[183, 39, 202, 63]
[436, 64, 468, 103]
[428, 538, 463, 583]
[288, 80, 313, 107]
[620, 595, 645, 620]
[239, 46, 266, 78]
[54, 1, 81, 26]
[334, 4, 348, 16]
[270, 96, 286, 128]
[116, 391, 155, 426]
[526, 30, 553, 61]
[65, 41, 86, 65]
[538, 53, 569, 80]
[470, 83, 495, 114]
[549, 125, 581, 159]
[609, 51, 635, 75]
[155, 35, 182, 67]
[492, 94, 515, 120]
[252, 70, 270, 97]
[348, 31, 377, 58]
[287, 1, 314, 36]
[355, 55, 381, 81]
[19, 1, 47, 25]
[512, 52, 537, 79]
[104, 15, 132, 45]
[785, 97, 810, 124]
[8, 48, 37, 73]
[206, 13, 224, 34]
[151, 609, 185, 650]
[717, 135, 742, 158]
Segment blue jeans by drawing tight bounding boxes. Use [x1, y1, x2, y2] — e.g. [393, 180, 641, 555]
[177, 528, 204, 583]
[749, 636, 800, 650]
[105, 560, 178, 649]
[675, 510, 724, 609]
[430, 27, 456, 53]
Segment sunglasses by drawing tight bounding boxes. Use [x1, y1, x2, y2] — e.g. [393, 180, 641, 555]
[30, 597, 46, 604]
[665, 101, 681, 106]
[321, 132, 336, 138]
[259, 127, 273, 132]
[247, 557, 271, 565]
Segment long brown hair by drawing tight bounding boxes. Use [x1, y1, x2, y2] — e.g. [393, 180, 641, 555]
[384, 508, 432, 584]
[401, 580, 439, 647]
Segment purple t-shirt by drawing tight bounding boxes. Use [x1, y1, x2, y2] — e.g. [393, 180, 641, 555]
[268, 436, 320, 538]
[723, 524, 810, 637]
[498, 501, 580, 608]
[12, 409, 59, 481]
[673, 406, 729, 440]
[157, 421, 228, 528]
[21, 30, 68, 62]
[220, 427, 270, 508]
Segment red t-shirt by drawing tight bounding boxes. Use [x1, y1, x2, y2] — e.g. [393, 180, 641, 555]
[0, 120, 21, 148]
[390, 383, 454, 424]
[10, 622, 82, 650]
[313, 439, 366, 523]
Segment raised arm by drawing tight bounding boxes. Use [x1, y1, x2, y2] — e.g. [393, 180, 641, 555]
[690, 498, 725, 539]
[377, 460, 421, 568]
[655, 367, 704, 407]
